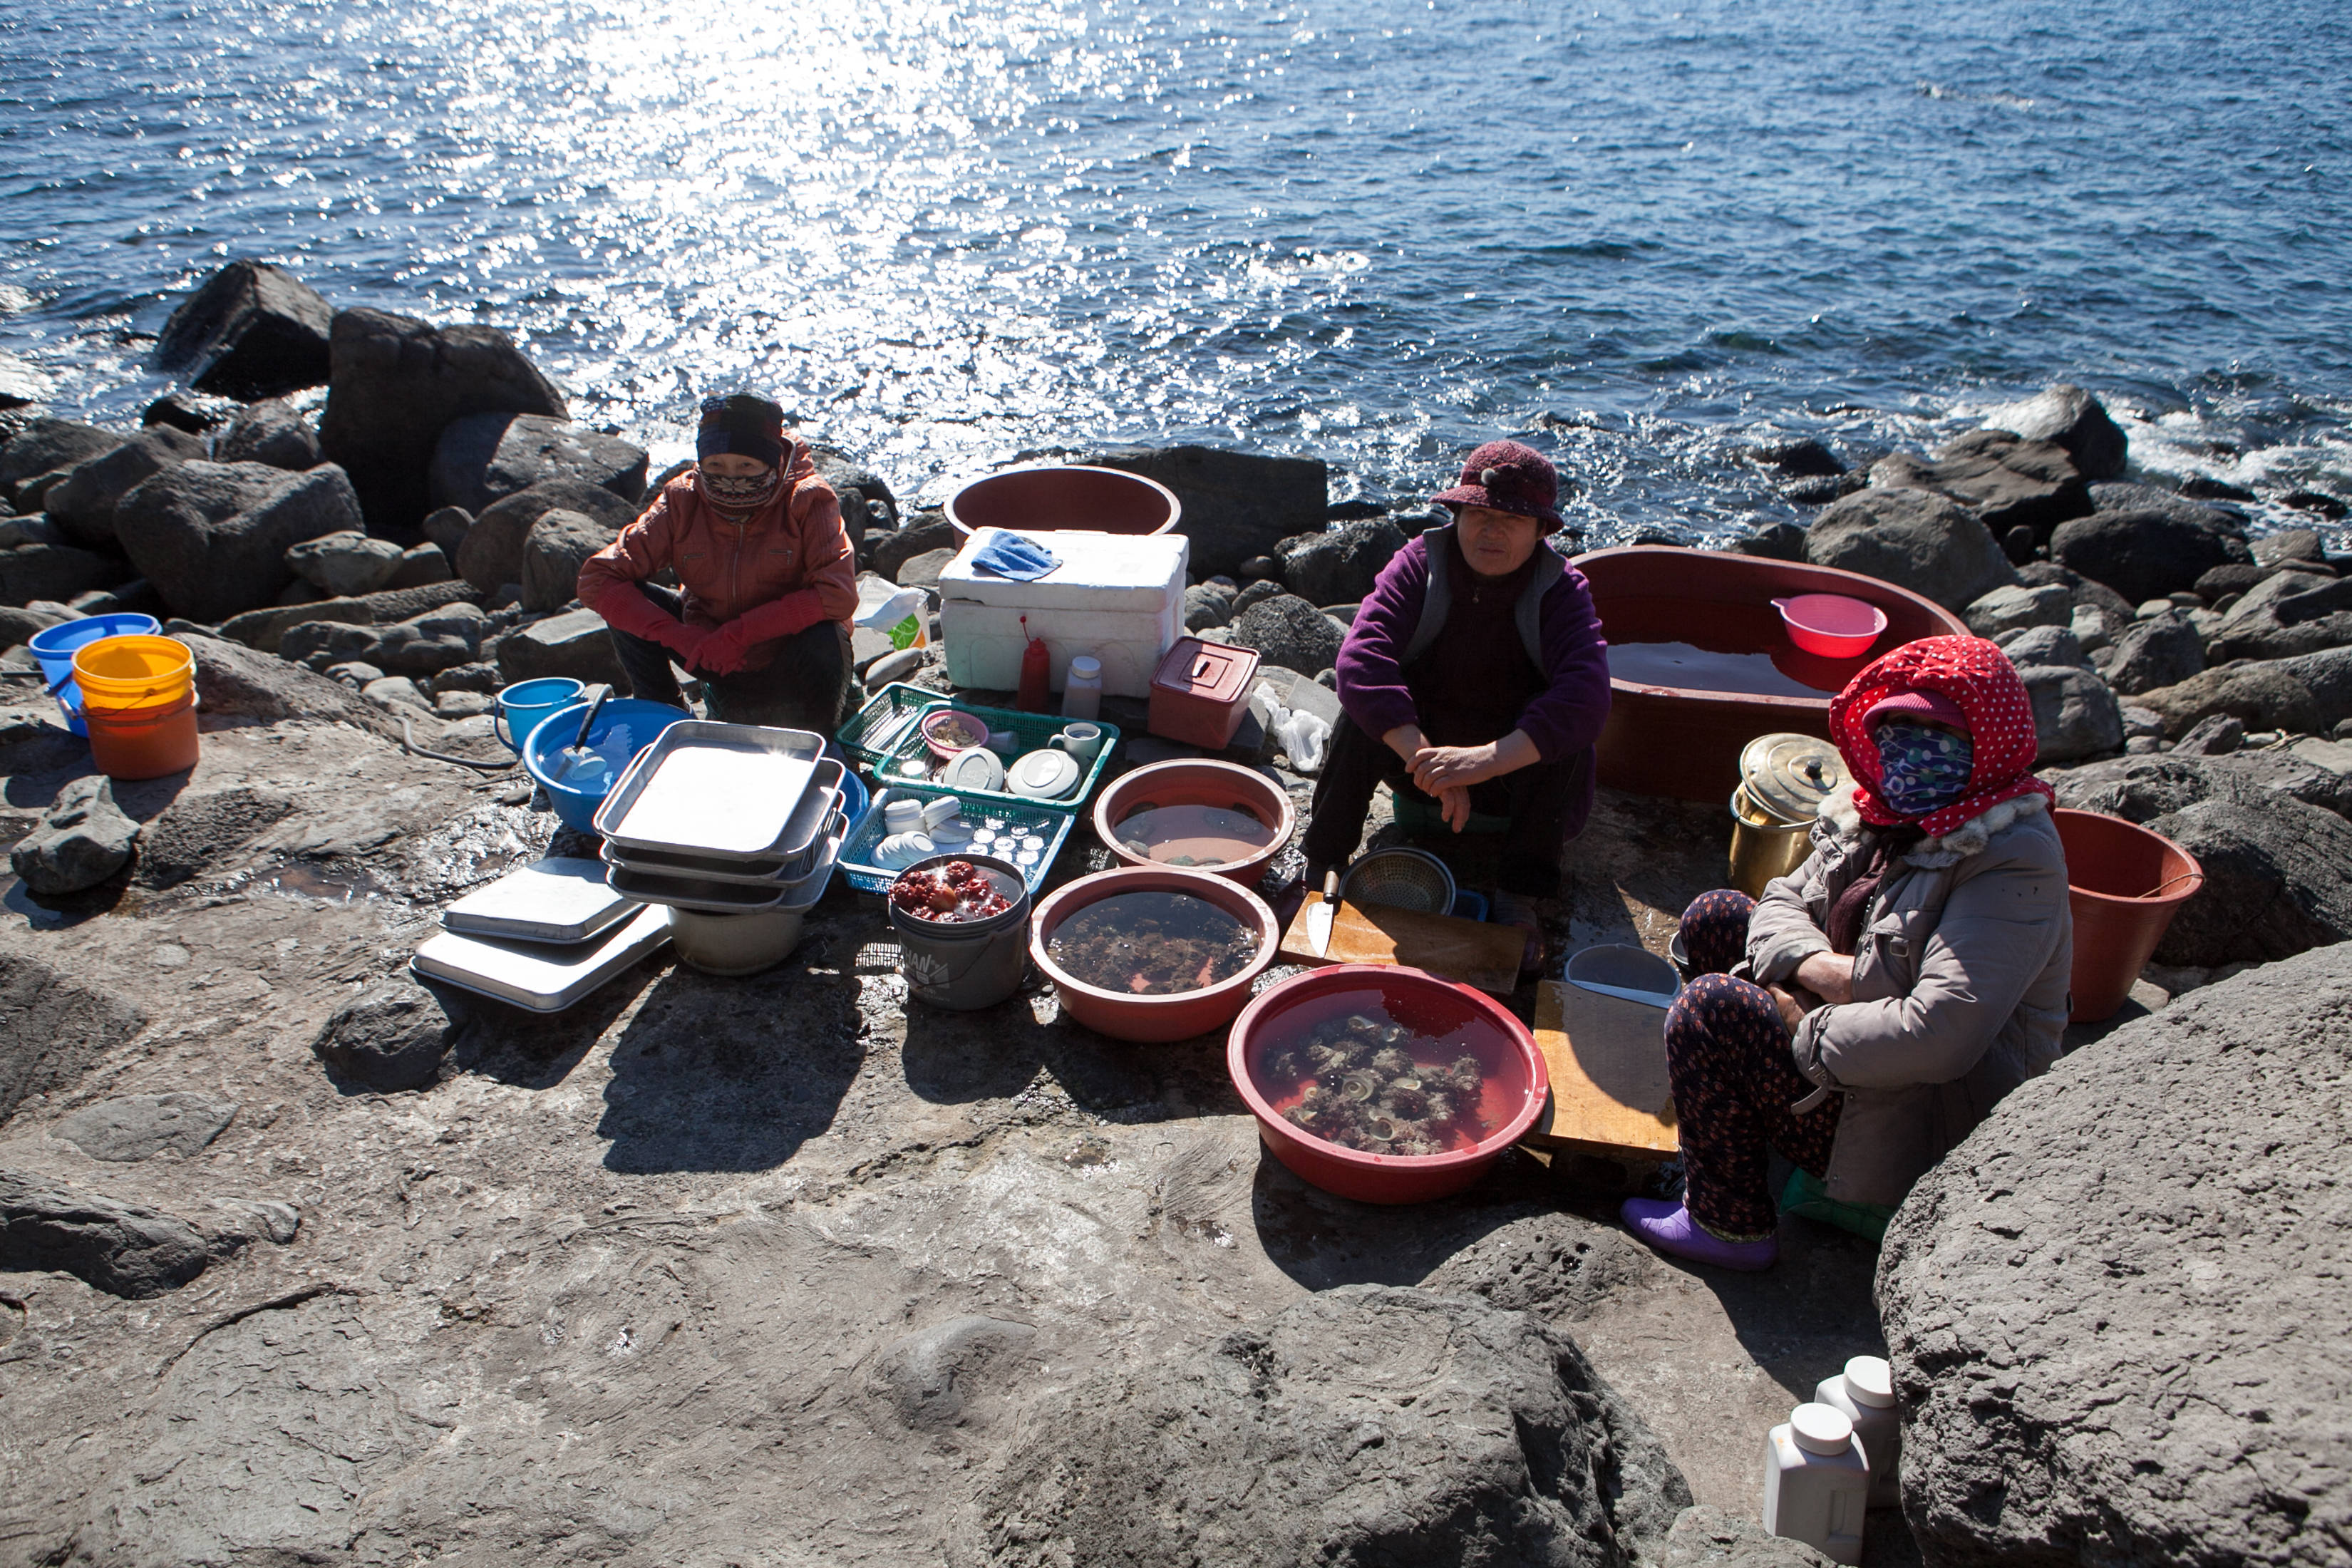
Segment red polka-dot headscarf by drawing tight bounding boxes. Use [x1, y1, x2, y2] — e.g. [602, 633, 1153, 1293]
[1829, 634, 2051, 838]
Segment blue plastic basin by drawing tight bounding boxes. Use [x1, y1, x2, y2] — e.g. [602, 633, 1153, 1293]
[522, 697, 691, 832]
[27, 614, 162, 736]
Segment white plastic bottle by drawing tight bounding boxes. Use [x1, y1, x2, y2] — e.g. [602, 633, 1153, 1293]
[1761, 1403, 1869, 1564]
[1061, 654, 1103, 721]
[1814, 1354, 1901, 1508]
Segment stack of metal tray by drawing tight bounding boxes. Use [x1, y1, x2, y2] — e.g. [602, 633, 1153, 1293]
[413, 857, 671, 1011]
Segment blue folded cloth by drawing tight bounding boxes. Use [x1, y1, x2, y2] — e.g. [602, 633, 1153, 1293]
[969, 531, 1061, 581]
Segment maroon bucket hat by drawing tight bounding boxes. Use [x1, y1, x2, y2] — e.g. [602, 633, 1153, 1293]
[1431, 439, 1564, 530]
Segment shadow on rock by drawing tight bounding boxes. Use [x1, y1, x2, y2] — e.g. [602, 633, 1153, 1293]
[899, 992, 1219, 1119]
[448, 959, 660, 1090]
[597, 959, 865, 1173]
[1244, 1146, 1565, 1292]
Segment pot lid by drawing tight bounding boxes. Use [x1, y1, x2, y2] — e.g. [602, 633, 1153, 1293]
[943, 746, 1006, 793]
[1738, 733, 1847, 822]
[1006, 747, 1082, 800]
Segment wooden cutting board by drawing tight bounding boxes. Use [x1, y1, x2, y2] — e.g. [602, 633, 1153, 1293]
[1522, 979, 1679, 1160]
[1276, 893, 1525, 996]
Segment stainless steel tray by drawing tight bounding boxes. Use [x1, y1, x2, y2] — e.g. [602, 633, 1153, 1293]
[602, 819, 846, 914]
[440, 857, 640, 944]
[599, 802, 845, 885]
[411, 904, 673, 1012]
[593, 720, 827, 857]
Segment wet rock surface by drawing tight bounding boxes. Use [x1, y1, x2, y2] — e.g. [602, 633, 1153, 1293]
[1879, 947, 2352, 1568]
[1803, 487, 2015, 612]
[148, 258, 334, 401]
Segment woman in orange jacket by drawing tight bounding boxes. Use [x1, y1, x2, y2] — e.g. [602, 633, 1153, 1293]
[577, 393, 860, 733]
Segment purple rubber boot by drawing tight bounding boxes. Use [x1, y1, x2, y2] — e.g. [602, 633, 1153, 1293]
[1620, 1197, 1779, 1272]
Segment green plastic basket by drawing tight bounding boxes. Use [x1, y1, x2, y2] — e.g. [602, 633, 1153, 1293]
[1779, 1168, 1895, 1242]
[863, 697, 1119, 816]
[837, 783, 1076, 897]
[836, 683, 951, 769]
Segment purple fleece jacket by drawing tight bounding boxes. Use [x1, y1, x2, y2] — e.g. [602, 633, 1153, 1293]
[1335, 532, 1613, 766]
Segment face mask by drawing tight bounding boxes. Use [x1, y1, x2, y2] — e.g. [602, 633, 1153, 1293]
[700, 467, 779, 508]
[1874, 721, 1974, 815]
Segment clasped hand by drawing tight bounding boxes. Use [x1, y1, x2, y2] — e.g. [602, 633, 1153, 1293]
[1765, 951, 1856, 1033]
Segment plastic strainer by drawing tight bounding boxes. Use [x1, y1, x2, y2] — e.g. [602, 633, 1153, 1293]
[1339, 847, 1457, 914]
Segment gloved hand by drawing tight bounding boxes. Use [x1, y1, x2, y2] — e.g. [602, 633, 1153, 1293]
[652, 617, 710, 664]
[693, 621, 755, 676]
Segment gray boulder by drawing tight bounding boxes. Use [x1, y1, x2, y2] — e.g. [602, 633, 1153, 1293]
[873, 509, 960, 584]
[212, 397, 324, 470]
[216, 575, 479, 654]
[1662, 1506, 1835, 1568]
[2016, 661, 2123, 764]
[810, 445, 900, 533]
[311, 978, 468, 1092]
[284, 530, 405, 597]
[0, 954, 148, 1124]
[10, 776, 140, 894]
[361, 674, 433, 713]
[0, 514, 61, 549]
[0, 541, 124, 607]
[2051, 507, 2251, 606]
[54, 1092, 238, 1162]
[520, 508, 614, 612]
[281, 601, 492, 677]
[0, 418, 119, 505]
[1978, 383, 2129, 482]
[1224, 592, 1346, 677]
[1963, 582, 2071, 639]
[0, 602, 69, 650]
[184, 630, 406, 741]
[455, 475, 638, 594]
[2088, 480, 2247, 535]
[1184, 581, 1235, 631]
[2135, 645, 2352, 738]
[383, 541, 453, 590]
[114, 460, 363, 621]
[2254, 527, 2328, 566]
[1276, 516, 1408, 607]
[2102, 607, 2205, 696]
[2206, 569, 2352, 662]
[2145, 794, 2352, 965]
[1878, 946, 2352, 1567]
[131, 784, 296, 890]
[43, 427, 207, 551]
[1804, 487, 2015, 611]
[0, 1169, 218, 1298]
[2175, 713, 2246, 756]
[426, 411, 647, 515]
[316, 306, 567, 532]
[420, 504, 473, 558]
[1870, 429, 2090, 539]
[2048, 748, 2352, 824]
[960, 1285, 1688, 1568]
[1232, 577, 1284, 617]
[1085, 445, 1326, 579]
[150, 259, 333, 400]
[495, 606, 626, 688]
[895, 547, 955, 591]
[1997, 623, 2089, 669]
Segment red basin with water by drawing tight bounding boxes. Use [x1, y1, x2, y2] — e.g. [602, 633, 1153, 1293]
[1030, 866, 1281, 1043]
[1579, 547, 1970, 802]
[945, 464, 1182, 539]
[1093, 758, 1296, 884]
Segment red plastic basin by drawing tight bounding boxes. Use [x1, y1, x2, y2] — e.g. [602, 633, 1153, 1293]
[1030, 866, 1280, 1043]
[1227, 966, 1550, 1205]
[1772, 593, 1889, 659]
[1092, 758, 1296, 884]
[944, 464, 1182, 538]
[2053, 808, 2204, 1023]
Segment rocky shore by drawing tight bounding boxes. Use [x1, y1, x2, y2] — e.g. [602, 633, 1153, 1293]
[1, 261, 2343, 1567]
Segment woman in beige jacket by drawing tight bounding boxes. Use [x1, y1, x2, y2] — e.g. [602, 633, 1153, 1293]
[1624, 635, 2073, 1271]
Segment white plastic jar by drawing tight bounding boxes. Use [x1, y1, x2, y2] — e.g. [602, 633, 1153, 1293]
[1812, 1354, 1900, 1509]
[1061, 654, 1103, 721]
[1761, 1402, 1869, 1564]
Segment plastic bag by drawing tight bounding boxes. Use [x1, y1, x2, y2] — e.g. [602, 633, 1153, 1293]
[1274, 708, 1331, 774]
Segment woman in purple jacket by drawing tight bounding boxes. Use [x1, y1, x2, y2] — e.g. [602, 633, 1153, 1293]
[1301, 440, 1613, 968]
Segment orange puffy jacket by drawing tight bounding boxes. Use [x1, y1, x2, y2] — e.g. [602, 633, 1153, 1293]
[577, 442, 858, 670]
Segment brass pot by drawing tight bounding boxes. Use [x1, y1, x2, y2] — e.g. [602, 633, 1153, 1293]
[1727, 734, 1847, 897]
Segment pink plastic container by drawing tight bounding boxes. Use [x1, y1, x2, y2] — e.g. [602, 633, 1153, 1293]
[1147, 636, 1262, 748]
[1772, 594, 1889, 659]
[1029, 867, 1280, 1043]
[1227, 966, 1550, 1205]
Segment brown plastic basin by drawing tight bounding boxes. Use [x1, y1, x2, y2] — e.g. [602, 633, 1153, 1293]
[944, 464, 1182, 538]
[1029, 867, 1280, 1043]
[1577, 547, 1970, 802]
[1093, 758, 1295, 884]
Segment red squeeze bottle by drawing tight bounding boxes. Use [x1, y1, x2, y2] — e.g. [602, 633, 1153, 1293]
[1016, 614, 1051, 713]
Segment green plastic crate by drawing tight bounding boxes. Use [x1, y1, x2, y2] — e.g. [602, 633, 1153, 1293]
[836, 683, 951, 769]
[862, 698, 1119, 816]
[837, 783, 1076, 898]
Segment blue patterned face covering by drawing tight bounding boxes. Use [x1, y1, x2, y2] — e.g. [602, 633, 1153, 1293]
[1874, 721, 1974, 815]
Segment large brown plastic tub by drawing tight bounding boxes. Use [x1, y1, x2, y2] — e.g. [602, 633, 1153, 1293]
[944, 464, 1181, 539]
[1577, 547, 1969, 803]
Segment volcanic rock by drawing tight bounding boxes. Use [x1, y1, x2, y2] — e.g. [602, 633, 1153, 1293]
[1879, 946, 2352, 1566]
[1276, 516, 1408, 607]
[0, 419, 120, 507]
[114, 460, 363, 621]
[1184, 581, 1235, 631]
[43, 427, 207, 551]
[317, 306, 567, 533]
[0, 1169, 220, 1299]
[2048, 748, 2352, 824]
[455, 476, 637, 594]
[427, 411, 647, 516]
[0, 541, 125, 607]
[150, 259, 334, 400]
[1872, 429, 2091, 539]
[54, 1092, 239, 1162]
[1085, 445, 1326, 579]
[2050, 507, 2251, 606]
[285, 530, 406, 597]
[11, 775, 140, 894]
[1224, 592, 1346, 677]
[217, 575, 480, 654]
[2015, 660, 2123, 764]
[383, 541, 454, 590]
[2100, 607, 2206, 696]
[131, 784, 297, 889]
[311, 978, 468, 1093]
[183, 629, 406, 741]
[519, 509, 614, 613]
[1976, 383, 2129, 482]
[0, 602, 69, 650]
[2133, 645, 2352, 738]
[2144, 793, 2352, 964]
[0, 954, 147, 1124]
[1804, 486, 2015, 612]
[281, 602, 492, 678]
[495, 605, 626, 688]
[873, 510, 960, 584]
[2206, 569, 2352, 662]
[2173, 713, 2246, 756]
[1962, 582, 2071, 639]
[212, 397, 325, 471]
[811, 445, 901, 532]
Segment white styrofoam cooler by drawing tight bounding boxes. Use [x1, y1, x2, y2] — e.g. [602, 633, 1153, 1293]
[939, 527, 1190, 698]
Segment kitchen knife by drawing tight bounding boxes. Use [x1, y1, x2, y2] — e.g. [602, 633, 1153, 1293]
[1306, 868, 1339, 958]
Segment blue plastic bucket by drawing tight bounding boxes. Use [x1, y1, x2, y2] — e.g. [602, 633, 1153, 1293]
[27, 614, 162, 736]
[493, 677, 587, 754]
[522, 697, 690, 832]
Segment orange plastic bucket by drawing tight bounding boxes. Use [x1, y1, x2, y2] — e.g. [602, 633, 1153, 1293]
[2053, 808, 2204, 1022]
[72, 635, 200, 780]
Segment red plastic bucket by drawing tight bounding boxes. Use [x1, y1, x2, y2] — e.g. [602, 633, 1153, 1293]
[2053, 808, 2204, 1022]
[83, 692, 200, 780]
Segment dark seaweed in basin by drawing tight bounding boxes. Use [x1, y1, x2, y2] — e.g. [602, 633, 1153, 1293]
[1046, 890, 1258, 995]
[1258, 1009, 1491, 1156]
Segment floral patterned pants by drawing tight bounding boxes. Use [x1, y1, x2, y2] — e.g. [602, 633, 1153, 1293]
[1666, 890, 1841, 1240]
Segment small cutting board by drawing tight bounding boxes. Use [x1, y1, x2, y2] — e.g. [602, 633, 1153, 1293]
[1522, 979, 1679, 1160]
[1276, 893, 1525, 996]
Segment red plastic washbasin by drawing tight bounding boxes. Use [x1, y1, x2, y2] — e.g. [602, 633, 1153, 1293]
[1772, 593, 1889, 659]
[1093, 758, 1296, 885]
[1029, 866, 1280, 1043]
[2053, 808, 2204, 1023]
[944, 464, 1182, 538]
[1227, 966, 1551, 1205]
